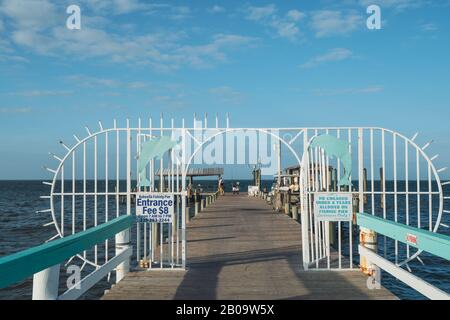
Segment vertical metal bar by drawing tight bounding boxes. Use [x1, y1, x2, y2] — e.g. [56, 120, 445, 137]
[182, 128, 187, 269]
[308, 148, 315, 264]
[370, 129, 375, 216]
[171, 118, 175, 267]
[160, 115, 164, 268]
[301, 129, 310, 268]
[405, 138, 410, 258]
[428, 164, 432, 231]
[94, 135, 98, 266]
[126, 118, 132, 217]
[105, 130, 109, 263]
[115, 119, 120, 218]
[348, 128, 353, 268]
[136, 119, 141, 263]
[393, 133, 398, 264]
[83, 141, 87, 260]
[61, 166, 64, 237]
[143, 123, 147, 262]
[382, 129, 387, 257]
[72, 151, 75, 235]
[337, 129, 342, 269]
[150, 118, 155, 265]
[325, 129, 330, 269]
[417, 148, 421, 229]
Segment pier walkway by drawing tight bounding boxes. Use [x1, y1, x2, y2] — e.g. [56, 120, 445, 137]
[102, 195, 397, 300]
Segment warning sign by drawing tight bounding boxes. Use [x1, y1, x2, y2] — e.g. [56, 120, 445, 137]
[314, 193, 353, 222]
[136, 193, 174, 223]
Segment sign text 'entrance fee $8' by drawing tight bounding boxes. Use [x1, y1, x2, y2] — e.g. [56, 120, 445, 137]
[136, 194, 174, 223]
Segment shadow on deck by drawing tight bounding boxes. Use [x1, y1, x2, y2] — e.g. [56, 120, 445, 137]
[102, 194, 397, 300]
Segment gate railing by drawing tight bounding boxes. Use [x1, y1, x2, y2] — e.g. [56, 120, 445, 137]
[357, 213, 450, 300]
[299, 127, 448, 271]
[0, 215, 133, 300]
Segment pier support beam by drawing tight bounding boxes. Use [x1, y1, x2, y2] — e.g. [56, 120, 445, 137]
[186, 206, 191, 224]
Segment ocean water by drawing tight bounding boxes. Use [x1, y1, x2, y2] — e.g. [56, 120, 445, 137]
[0, 180, 449, 300]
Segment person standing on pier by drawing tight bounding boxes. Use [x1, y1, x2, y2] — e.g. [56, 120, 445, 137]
[218, 176, 225, 195]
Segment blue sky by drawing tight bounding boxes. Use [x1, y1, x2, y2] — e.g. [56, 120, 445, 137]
[0, 0, 449, 179]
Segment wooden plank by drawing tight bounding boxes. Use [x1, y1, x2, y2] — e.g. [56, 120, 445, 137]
[103, 196, 396, 300]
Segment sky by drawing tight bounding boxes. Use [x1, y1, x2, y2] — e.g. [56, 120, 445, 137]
[0, 0, 450, 179]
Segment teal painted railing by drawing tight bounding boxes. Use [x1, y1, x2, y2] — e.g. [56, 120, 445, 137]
[357, 213, 450, 261]
[0, 215, 134, 289]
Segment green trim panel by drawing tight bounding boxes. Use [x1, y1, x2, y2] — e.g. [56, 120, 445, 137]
[357, 213, 450, 261]
[0, 215, 133, 289]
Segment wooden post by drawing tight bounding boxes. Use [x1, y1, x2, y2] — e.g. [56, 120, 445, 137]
[292, 205, 298, 221]
[201, 199, 205, 211]
[186, 206, 190, 224]
[195, 202, 199, 216]
[285, 202, 290, 216]
[363, 168, 368, 204]
[329, 222, 336, 247]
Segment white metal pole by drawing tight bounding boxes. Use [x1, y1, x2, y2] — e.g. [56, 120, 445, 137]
[32, 265, 60, 300]
[115, 119, 131, 282]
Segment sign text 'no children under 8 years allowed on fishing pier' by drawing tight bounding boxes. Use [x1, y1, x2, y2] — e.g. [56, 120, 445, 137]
[314, 193, 353, 222]
[136, 193, 174, 223]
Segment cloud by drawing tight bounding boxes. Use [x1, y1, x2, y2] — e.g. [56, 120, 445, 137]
[0, 18, 4, 32]
[65, 75, 130, 88]
[313, 85, 384, 96]
[9, 90, 73, 97]
[169, 6, 192, 20]
[301, 48, 353, 69]
[0, 0, 58, 30]
[244, 4, 305, 41]
[421, 23, 438, 31]
[1, 2, 255, 72]
[246, 4, 277, 21]
[209, 86, 243, 105]
[286, 10, 305, 22]
[79, 0, 150, 15]
[0, 107, 32, 114]
[175, 34, 258, 68]
[0, 54, 29, 63]
[310, 10, 363, 38]
[208, 5, 226, 14]
[359, 0, 426, 10]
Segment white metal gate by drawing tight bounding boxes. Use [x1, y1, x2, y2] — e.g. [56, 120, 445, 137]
[299, 128, 447, 271]
[42, 118, 449, 276]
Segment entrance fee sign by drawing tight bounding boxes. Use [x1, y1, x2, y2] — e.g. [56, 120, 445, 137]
[314, 193, 353, 222]
[136, 193, 174, 223]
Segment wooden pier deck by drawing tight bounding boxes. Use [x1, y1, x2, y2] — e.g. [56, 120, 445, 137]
[102, 194, 397, 300]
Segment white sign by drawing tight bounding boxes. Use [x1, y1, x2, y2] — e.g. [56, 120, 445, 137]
[314, 193, 353, 222]
[136, 193, 174, 223]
